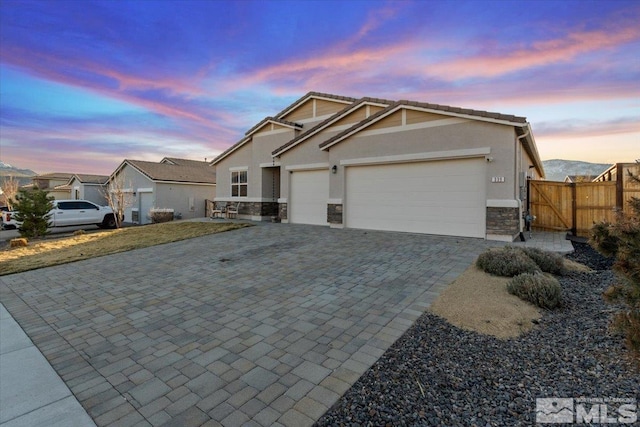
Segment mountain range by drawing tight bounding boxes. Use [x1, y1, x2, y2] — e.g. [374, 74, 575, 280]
[541, 159, 612, 182]
[0, 161, 37, 186]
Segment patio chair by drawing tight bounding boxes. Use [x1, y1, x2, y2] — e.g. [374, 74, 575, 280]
[210, 206, 224, 219]
[226, 202, 240, 219]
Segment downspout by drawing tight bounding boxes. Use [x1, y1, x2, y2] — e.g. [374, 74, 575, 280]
[516, 129, 530, 237]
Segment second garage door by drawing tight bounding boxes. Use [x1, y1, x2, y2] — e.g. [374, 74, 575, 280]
[345, 158, 486, 238]
[289, 169, 329, 225]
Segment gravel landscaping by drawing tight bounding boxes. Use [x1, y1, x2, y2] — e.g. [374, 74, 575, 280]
[316, 242, 639, 426]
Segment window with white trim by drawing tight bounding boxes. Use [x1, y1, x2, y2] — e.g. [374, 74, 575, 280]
[231, 170, 247, 197]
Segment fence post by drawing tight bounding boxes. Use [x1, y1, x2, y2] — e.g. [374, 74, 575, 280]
[616, 163, 623, 210]
[571, 183, 577, 236]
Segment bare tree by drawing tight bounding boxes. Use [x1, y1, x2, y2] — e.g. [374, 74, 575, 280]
[1, 176, 20, 210]
[101, 175, 133, 228]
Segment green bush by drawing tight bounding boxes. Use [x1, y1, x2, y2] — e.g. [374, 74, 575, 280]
[476, 246, 540, 277]
[507, 272, 562, 309]
[12, 188, 54, 239]
[522, 247, 567, 276]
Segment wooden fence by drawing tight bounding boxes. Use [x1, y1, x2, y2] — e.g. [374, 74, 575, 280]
[529, 180, 630, 237]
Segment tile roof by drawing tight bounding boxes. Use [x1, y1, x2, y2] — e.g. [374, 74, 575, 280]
[126, 159, 216, 184]
[34, 172, 74, 180]
[244, 117, 303, 137]
[161, 157, 210, 167]
[212, 92, 358, 165]
[398, 99, 527, 123]
[274, 91, 357, 120]
[272, 97, 394, 156]
[70, 174, 109, 184]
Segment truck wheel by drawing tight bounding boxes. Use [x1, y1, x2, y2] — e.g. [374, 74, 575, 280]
[101, 214, 117, 229]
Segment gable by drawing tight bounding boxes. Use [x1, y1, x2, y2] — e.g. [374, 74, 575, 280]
[330, 107, 367, 128]
[281, 99, 314, 122]
[253, 122, 291, 136]
[315, 99, 347, 117]
[405, 109, 449, 125]
[366, 110, 404, 131]
[280, 97, 352, 122]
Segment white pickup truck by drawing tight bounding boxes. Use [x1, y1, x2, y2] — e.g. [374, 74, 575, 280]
[1, 200, 116, 230]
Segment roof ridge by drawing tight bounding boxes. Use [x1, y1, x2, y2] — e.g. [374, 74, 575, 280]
[272, 96, 394, 156]
[274, 92, 357, 119]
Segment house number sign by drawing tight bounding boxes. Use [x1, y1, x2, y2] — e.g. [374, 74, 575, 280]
[491, 176, 505, 183]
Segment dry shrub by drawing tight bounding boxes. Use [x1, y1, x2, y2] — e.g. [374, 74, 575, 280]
[150, 208, 174, 224]
[476, 246, 540, 277]
[10, 238, 28, 248]
[521, 247, 567, 276]
[507, 272, 562, 309]
[73, 230, 87, 236]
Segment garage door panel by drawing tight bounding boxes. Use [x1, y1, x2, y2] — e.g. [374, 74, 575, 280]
[346, 159, 486, 238]
[290, 170, 329, 226]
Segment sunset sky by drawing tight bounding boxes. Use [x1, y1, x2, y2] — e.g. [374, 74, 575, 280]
[0, 0, 638, 175]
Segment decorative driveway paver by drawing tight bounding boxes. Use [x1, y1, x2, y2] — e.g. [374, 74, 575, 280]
[0, 224, 493, 426]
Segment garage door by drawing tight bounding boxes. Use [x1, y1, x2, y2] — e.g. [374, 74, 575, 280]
[345, 158, 486, 237]
[290, 170, 329, 225]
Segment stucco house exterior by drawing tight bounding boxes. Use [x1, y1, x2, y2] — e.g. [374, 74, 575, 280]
[212, 92, 545, 241]
[68, 174, 109, 204]
[23, 172, 73, 199]
[109, 157, 216, 225]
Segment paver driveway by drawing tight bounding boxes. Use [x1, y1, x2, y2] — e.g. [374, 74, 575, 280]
[0, 223, 492, 426]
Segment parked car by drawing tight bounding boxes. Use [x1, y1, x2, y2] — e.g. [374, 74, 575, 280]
[1, 200, 116, 230]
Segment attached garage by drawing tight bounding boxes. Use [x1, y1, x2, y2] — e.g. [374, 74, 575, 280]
[345, 158, 487, 238]
[289, 169, 329, 225]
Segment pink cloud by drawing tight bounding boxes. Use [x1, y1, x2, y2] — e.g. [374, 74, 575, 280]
[426, 26, 640, 80]
[218, 17, 639, 100]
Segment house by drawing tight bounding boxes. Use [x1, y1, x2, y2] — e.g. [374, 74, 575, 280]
[212, 92, 545, 241]
[109, 158, 216, 224]
[68, 174, 109, 204]
[24, 172, 73, 199]
[564, 175, 596, 183]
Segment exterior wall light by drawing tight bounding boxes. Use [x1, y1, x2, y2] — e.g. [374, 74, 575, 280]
[331, 165, 337, 174]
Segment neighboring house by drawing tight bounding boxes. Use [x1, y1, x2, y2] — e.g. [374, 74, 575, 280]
[109, 158, 216, 224]
[25, 172, 73, 199]
[212, 91, 545, 241]
[564, 175, 596, 183]
[68, 174, 109, 204]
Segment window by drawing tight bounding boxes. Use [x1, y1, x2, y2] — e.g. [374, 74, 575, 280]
[57, 201, 98, 210]
[231, 170, 247, 197]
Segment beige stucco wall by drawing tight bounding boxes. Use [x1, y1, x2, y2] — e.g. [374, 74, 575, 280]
[327, 118, 519, 202]
[112, 163, 156, 222]
[215, 128, 296, 201]
[156, 182, 215, 219]
[214, 143, 252, 199]
[69, 179, 107, 205]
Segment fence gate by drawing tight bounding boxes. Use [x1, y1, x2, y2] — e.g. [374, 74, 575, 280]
[529, 181, 573, 232]
[529, 180, 618, 236]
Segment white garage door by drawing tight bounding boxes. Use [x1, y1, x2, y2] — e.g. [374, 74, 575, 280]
[290, 170, 329, 225]
[345, 158, 486, 238]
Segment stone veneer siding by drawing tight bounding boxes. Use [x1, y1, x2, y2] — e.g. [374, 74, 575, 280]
[279, 203, 288, 220]
[486, 207, 520, 237]
[327, 204, 343, 224]
[215, 201, 278, 218]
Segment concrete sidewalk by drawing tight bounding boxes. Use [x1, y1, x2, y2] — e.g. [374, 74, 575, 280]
[0, 304, 95, 427]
